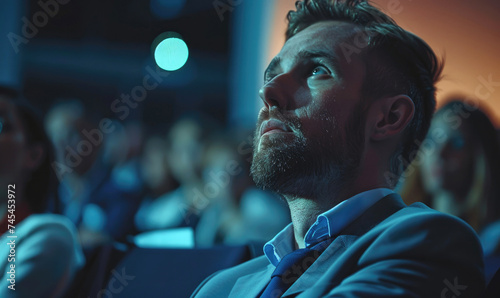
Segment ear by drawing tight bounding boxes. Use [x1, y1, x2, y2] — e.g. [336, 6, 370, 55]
[24, 143, 45, 172]
[369, 95, 415, 141]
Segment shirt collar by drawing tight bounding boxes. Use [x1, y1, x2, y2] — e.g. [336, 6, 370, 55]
[263, 188, 394, 266]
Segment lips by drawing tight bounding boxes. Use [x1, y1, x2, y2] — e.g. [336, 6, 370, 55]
[260, 119, 291, 136]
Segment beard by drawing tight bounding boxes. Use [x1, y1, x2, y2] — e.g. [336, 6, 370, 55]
[250, 105, 366, 199]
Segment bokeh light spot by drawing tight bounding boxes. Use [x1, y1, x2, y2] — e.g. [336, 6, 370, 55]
[153, 34, 189, 71]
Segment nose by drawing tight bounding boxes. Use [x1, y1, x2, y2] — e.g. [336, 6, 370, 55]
[259, 73, 295, 110]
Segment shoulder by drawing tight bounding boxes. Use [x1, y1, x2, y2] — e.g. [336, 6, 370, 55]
[17, 213, 79, 239]
[384, 202, 478, 235]
[192, 255, 269, 297]
[360, 202, 483, 267]
[12, 214, 83, 263]
[19, 213, 76, 226]
[0, 214, 84, 297]
[374, 202, 480, 243]
[306, 202, 485, 297]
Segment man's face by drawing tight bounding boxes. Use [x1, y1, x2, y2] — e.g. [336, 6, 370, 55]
[251, 21, 368, 197]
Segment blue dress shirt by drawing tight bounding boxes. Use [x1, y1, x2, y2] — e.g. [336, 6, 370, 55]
[263, 188, 394, 266]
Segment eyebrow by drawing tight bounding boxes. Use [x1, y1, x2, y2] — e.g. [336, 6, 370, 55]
[264, 49, 341, 82]
[264, 57, 281, 82]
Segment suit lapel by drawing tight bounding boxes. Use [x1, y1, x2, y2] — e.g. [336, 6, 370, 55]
[341, 193, 407, 237]
[229, 263, 274, 298]
[283, 234, 359, 297]
[284, 193, 407, 297]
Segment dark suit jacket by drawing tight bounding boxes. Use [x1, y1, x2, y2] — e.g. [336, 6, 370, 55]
[192, 194, 485, 297]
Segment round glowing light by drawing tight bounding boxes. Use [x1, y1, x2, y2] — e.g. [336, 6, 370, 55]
[154, 36, 189, 71]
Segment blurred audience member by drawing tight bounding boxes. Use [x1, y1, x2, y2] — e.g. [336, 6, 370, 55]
[135, 115, 210, 233]
[135, 120, 291, 247]
[195, 133, 290, 247]
[107, 121, 145, 194]
[134, 134, 181, 231]
[400, 98, 500, 281]
[0, 87, 84, 297]
[45, 100, 143, 253]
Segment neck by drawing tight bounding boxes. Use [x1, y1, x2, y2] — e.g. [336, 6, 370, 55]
[284, 177, 389, 249]
[286, 198, 327, 249]
[284, 181, 354, 249]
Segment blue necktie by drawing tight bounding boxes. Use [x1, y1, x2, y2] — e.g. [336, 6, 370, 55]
[260, 239, 331, 298]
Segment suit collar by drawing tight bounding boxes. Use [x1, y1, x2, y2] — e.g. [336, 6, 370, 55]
[341, 193, 406, 237]
[228, 193, 406, 298]
[285, 193, 406, 297]
[264, 189, 394, 266]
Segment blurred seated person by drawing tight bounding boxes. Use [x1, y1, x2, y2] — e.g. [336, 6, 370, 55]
[0, 87, 84, 297]
[195, 133, 290, 247]
[83, 120, 144, 241]
[401, 98, 500, 281]
[135, 116, 214, 233]
[103, 120, 145, 197]
[45, 100, 143, 253]
[134, 134, 181, 232]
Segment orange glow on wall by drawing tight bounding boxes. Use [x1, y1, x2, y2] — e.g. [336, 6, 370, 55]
[267, 0, 500, 126]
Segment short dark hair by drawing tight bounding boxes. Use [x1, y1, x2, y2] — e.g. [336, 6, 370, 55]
[286, 0, 443, 177]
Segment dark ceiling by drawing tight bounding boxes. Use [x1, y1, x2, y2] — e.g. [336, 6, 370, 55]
[22, 0, 232, 128]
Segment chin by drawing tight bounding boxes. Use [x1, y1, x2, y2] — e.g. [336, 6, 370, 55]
[251, 138, 307, 192]
[250, 118, 364, 197]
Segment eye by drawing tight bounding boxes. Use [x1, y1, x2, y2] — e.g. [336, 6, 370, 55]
[264, 72, 277, 84]
[311, 66, 329, 76]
